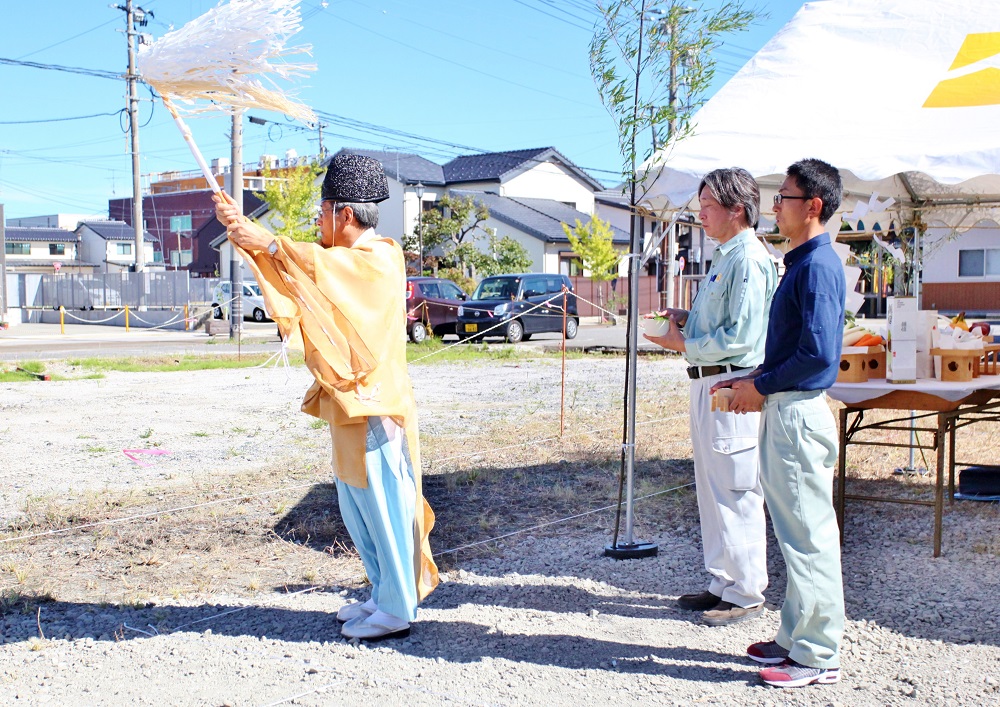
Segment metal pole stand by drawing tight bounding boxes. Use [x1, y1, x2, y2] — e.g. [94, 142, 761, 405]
[893, 410, 928, 476]
[605, 541, 659, 560]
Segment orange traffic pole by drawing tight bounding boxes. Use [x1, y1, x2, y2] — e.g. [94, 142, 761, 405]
[184, 304, 189, 331]
[125, 305, 130, 333]
[59, 306, 65, 335]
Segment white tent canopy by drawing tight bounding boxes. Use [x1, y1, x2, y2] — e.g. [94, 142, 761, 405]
[640, 0, 1000, 230]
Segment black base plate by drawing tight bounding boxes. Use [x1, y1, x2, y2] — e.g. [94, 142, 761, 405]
[604, 541, 658, 560]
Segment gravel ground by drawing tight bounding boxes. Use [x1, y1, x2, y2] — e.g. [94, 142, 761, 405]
[2, 356, 1000, 705]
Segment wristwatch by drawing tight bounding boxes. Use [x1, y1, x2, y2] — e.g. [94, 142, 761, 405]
[267, 240, 279, 256]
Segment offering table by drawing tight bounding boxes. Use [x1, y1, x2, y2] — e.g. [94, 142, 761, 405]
[827, 377, 1000, 557]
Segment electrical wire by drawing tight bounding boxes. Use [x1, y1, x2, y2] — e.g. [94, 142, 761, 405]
[0, 57, 121, 81]
[14, 18, 120, 61]
[324, 10, 599, 109]
[509, 0, 593, 31]
[0, 111, 124, 125]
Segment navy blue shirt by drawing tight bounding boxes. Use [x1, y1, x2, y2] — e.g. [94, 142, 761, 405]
[754, 233, 845, 395]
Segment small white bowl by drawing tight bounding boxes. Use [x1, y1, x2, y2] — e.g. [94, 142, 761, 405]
[643, 318, 671, 337]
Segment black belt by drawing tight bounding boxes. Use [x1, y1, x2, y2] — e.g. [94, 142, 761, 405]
[687, 364, 749, 380]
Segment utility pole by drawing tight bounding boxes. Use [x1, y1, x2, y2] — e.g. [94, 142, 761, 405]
[229, 109, 243, 339]
[117, 0, 150, 274]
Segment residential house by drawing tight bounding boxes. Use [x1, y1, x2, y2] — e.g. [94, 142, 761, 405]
[450, 189, 629, 275]
[76, 221, 158, 273]
[202, 146, 649, 294]
[2, 226, 96, 274]
[339, 147, 629, 277]
[922, 224, 1000, 313]
[6, 213, 103, 230]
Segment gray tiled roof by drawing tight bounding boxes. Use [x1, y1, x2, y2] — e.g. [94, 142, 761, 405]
[595, 187, 630, 207]
[452, 190, 630, 245]
[78, 221, 154, 242]
[4, 259, 99, 267]
[443, 147, 605, 191]
[3, 227, 77, 242]
[334, 149, 445, 186]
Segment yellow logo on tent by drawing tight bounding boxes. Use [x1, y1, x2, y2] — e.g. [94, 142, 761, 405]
[924, 32, 1000, 108]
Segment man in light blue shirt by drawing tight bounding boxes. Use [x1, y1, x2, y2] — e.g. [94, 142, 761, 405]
[645, 167, 777, 626]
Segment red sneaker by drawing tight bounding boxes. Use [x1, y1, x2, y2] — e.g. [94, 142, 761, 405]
[760, 660, 841, 688]
[747, 640, 790, 665]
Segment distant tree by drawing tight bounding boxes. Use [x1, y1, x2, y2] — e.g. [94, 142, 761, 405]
[407, 194, 490, 275]
[473, 233, 533, 277]
[254, 162, 323, 242]
[562, 216, 622, 319]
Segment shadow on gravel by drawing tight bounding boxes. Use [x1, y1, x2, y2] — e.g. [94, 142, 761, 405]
[0, 598, 758, 683]
[270, 456, 697, 579]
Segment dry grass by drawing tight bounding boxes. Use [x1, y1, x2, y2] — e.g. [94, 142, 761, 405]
[1, 384, 998, 613]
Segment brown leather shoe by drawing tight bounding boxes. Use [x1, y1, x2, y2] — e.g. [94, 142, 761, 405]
[677, 590, 721, 611]
[702, 601, 765, 626]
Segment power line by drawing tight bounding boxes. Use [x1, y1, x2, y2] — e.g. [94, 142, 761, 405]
[509, 0, 592, 31]
[0, 56, 121, 81]
[344, 0, 590, 80]
[14, 18, 121, 61]
[0, 111, 124, 125]
[324, 10, 598, 109]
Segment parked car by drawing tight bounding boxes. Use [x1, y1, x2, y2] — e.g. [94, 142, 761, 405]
[456, 273, 579, 343]
[406, 277, 467, 343]
[82, 282, 122, 308]
[213, 281, 271, 322]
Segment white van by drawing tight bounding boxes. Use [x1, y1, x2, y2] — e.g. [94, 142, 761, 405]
[212, 281, 271, 322]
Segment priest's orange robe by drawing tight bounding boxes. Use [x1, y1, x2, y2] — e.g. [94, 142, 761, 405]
[237, 231, 438, 601]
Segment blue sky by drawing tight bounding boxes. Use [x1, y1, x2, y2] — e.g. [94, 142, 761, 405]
[0, 0, 806, 220]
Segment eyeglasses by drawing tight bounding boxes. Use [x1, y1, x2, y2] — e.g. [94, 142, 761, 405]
[773, 194, 810, 205]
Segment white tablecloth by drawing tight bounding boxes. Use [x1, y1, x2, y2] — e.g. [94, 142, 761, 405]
[828, 376, 1000, 406]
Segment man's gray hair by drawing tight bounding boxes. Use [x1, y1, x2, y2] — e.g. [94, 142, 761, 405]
[336, 201, 380, 229]
[698, 167, 760, 230]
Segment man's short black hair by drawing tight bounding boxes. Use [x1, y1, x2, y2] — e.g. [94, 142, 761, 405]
[786, 158, 843, 224]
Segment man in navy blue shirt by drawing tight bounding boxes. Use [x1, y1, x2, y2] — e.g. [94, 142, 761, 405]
[712, 158, 846, 688]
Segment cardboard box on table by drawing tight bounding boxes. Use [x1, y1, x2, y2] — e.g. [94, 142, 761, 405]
[887, 297, 917, 383]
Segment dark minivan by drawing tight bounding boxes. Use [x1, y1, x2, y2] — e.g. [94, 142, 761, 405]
[406, 277, 467, 343]
[456, 273, 579, 343]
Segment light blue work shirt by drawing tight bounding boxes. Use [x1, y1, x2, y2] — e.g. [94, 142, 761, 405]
[683, 228, 778, 368]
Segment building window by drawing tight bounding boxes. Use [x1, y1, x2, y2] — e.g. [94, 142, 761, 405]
[5, 242, 30, 255]
[559, 253, 584, 277]
[988, 249, 1000, 276]
[49, 243, 66, 256]
[116, 243, 133, 256]
[959, 248, 1000, 277]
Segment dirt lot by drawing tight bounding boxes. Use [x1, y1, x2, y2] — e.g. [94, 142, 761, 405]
[2, 353, 1000, 705]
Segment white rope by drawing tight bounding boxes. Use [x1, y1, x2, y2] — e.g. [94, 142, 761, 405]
[0, 481, 318, 545]
[126, 309, 191, 329]
[572, 290, 620, 320]
[409, 290, 569, 365]
[0, 412, 688, 548]
[168, 478, 697, 641]
[60, 309, 125, 324]
[437, 480, 696, 556]
[431, 414, 685, 465]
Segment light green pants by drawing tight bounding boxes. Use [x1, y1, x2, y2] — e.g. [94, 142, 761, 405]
[759, 390, 844, 669]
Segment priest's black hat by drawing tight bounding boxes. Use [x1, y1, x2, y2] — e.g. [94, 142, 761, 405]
[321, 154, 389, 203]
